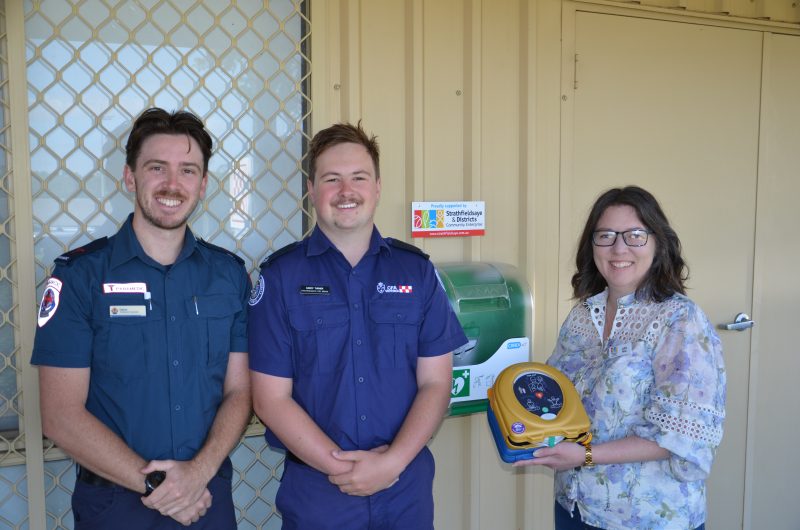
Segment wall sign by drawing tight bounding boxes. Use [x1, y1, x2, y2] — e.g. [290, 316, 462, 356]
[411, 201, 485, 238]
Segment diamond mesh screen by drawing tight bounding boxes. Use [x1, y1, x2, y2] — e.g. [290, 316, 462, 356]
[0, 0, 20, 447]
[27, 0, 312, 286]
[1, 0, 313, 527]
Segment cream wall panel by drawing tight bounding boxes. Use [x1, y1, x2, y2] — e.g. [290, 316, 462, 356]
[311, 0, 342, 130]
[478, 1, 521, 267]
[525, 1, 565, 529]
[420, 0, 467, 262]
[720, 0, 757, 18]
[419, 2, 479, 527]
[758, 2, 800, 23]
[472, 3, 525, 530]
[430, 415, 471, 529]
[359, 0, 409, 239]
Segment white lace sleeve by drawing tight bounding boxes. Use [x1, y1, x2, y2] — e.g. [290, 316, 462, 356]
[637, 299, 726, 480]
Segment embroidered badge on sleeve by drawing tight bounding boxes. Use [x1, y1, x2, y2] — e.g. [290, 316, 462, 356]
[37, 277, 63, 327]
[249, 274, 265, 306]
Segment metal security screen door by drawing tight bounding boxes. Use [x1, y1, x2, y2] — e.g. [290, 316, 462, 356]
[1, 1, 311, 528]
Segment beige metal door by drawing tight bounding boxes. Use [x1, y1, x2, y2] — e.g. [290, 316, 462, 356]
[746, 33, 800, 530]
[562, 11, 763, 529]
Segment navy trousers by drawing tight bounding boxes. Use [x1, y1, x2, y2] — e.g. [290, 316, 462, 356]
[71, 460, 235, 530]
[276, 447, 435, 530]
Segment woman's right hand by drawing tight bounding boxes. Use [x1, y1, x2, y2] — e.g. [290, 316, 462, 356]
[513, 442, 586, 471]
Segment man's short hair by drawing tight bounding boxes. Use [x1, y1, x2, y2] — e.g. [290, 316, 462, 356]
[307, 121, 380, 182]
[125, 108, 213, 173]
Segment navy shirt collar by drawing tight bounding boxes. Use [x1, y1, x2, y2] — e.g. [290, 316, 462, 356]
[110, 213, 201, 269]
[306, 225, 391, 259]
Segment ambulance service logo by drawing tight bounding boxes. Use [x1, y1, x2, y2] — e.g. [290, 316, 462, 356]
[37, 277, 63, 327]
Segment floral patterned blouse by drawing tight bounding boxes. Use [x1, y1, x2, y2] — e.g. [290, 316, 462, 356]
[548, 290, 726, 530]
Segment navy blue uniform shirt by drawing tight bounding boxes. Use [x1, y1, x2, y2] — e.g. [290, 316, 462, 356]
[248, 226, 467, 451]
[32, 214, 250, 462]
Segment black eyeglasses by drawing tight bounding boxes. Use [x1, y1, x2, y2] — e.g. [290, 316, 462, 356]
[592, 229, 651, 247]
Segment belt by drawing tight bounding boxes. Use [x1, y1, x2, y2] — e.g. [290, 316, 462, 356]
[77, 459, 233, 489]
[76, 466, 116, 488]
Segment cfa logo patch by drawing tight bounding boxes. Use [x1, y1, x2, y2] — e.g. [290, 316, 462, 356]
[376, 282, 413, 294]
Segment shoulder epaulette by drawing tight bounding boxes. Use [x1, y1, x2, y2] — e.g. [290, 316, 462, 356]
[262, 241, 302, 267]
[54, 237, 109, 265]
[387, 238, 429, 259]
[197, 239, 245, 266]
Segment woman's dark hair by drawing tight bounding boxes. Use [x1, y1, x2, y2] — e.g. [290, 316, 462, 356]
[125, 108, 213, 172]
[572, 186, 688, 302]
[307, 121, 380, 182]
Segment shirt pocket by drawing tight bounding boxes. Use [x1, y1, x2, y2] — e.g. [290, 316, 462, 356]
[92, 295, 162, 381]
[288, 303, 350, 375]
[185, 294, 242, 367]
[368, 300, 423, 368]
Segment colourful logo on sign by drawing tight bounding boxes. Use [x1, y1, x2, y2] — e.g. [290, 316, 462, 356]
[413, 209, 446, 229]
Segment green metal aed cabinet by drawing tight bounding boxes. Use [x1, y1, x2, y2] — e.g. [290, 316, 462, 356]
[435, 262, 532, 416]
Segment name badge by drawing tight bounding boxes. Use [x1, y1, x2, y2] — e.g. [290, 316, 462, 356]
[299, 285, 330, 295]
[109, 305, 147, 317]
[103, 282, 147, 294]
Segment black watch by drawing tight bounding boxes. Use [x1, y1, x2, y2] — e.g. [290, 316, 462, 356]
[144, 470, 166, 497]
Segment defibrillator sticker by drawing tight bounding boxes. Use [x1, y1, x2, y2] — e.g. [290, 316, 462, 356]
[249, 275, 265, 306]
[103, 282, 147, 294]
[109, 305, 146, 317]
[452, 369, 470, 398]
[37, 277, 63, 328]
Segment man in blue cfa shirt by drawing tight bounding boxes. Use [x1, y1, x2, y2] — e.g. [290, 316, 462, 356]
[32, 108, 251, 529]
[248, 122, 468, 529]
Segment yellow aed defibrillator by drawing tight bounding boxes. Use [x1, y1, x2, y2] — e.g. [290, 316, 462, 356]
[487, 362, 592, 463]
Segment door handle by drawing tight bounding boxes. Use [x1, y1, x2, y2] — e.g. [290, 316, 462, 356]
[719, 313, 755, 331]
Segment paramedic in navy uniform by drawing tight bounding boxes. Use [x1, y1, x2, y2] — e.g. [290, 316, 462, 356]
[31, 108, 252, 528]
[248, 122, 468, 530]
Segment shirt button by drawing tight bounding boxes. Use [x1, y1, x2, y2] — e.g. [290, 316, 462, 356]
[356, 339, 362, 346]
[173, 360, 179, 367]
[360, 414, 366, 421]
[353, 303, 359, 310]
[358, 377, 364, 383]
[170, 315, 176, 322]
[174, 405, 181, 411]
[316, 318, 323, 325]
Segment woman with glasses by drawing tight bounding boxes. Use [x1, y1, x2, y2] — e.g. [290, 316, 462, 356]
[519, 186, 725, 530]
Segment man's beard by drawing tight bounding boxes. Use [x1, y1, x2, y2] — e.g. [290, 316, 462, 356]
[136, 193, 199, 230]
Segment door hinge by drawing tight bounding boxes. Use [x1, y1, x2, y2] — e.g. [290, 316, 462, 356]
[574, 53, 579, 90]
